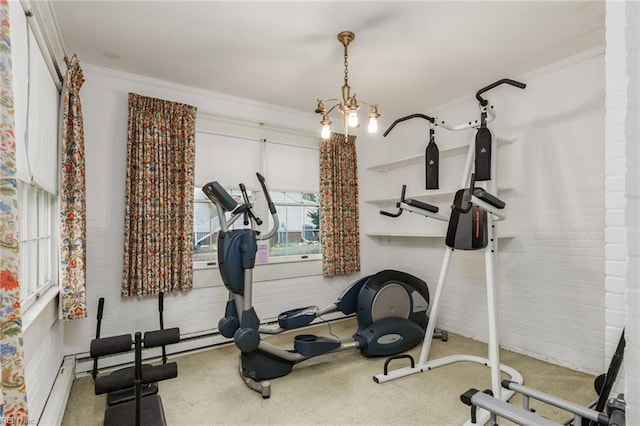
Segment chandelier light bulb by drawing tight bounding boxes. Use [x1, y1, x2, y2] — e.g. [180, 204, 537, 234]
[347, 110, 359, 128]
[321, 124, 332, 139]
[368, 116, 378, 133]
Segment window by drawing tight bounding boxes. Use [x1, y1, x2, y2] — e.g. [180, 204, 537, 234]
[18, 182, 56, 310]
[10, 1, 61, 312]
[193, 114, 321, 269]
[268, 191, 320, 259]
[192, 188, 321, 264]
[193, 187, 252, 264]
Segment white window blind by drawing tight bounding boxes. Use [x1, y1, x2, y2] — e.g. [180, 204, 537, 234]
[10, 4, 60, 193]
[195, 113, 319, 191]
[26, 28, 60, 193]
[194, 132, 261, 188]
[9, 0, 30, 183]
[263, 142, 318, 193]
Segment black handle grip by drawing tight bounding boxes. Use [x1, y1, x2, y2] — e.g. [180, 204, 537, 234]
[383, 354, 415, 375]
[400, 184, 407, 202]
[476, 79, 526, 106]
[383, 113, 435, 137]
[379, 185, 408, 218]
[239, 183, 249, 204]
[97, 298, 104, 320]
[380, 209, 402, 218]
[238, 182, 263, 226]
[93, 298, 106, 379]
[256, 173, 276, 214]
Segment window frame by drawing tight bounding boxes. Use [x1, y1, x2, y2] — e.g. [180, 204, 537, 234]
[267, 190, 321, 261]
[192, 186, 322, 269]
[18, 181, 58, 312]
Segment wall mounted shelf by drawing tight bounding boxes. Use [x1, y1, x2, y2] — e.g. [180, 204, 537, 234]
[366, 233, 515, 239]
[365, 138, 514, 172]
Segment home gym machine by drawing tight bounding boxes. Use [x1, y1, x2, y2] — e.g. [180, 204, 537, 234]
[460, 330, 626, 426]
[90, 322, 180, 425]
[375, 79, 526, 426]
[203, 173, 442, 398]
[92, 294, 171, 405]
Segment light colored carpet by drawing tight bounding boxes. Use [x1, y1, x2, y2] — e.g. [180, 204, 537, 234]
[62, 319, 596, 425]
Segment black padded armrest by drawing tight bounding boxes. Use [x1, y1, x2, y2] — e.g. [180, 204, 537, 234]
[405, 198, 439, 213]
[473, 189, 505, 209]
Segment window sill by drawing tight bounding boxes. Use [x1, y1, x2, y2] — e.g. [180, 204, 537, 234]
[193, 254, 322, 271]
[22, 285, 59, 332]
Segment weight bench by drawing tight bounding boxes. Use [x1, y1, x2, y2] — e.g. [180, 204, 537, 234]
[90, 327, 180, 426]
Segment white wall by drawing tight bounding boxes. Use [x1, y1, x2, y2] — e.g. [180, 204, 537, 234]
[357, 49, 607, 373]
[606, 1, 639, 423]
[63, 66, 364, 355]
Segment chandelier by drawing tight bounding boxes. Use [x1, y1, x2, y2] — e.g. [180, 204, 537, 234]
[314, 31, 380, 139]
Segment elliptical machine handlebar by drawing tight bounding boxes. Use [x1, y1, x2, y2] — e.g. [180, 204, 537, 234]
[255, 173, 279, 241]
[257, 173, 277, 214]
[239, 183, 262, 226]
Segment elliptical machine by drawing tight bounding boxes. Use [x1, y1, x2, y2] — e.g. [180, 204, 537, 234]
[203, 173, 436, 398]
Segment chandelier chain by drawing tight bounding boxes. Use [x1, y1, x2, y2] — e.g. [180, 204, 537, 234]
[344, 44, 349, 87]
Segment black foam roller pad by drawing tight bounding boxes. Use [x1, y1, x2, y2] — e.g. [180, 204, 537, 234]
[143, 327, 180, 348]
[142, 362, 178, 384]
[94, 371, 135, 395]
[425, 140, 439, 189]
[474, 127, 492, 181]
[90, 334, 132, 357]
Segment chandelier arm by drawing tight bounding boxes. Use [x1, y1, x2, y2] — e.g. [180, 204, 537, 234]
[322, 103, 341, 116]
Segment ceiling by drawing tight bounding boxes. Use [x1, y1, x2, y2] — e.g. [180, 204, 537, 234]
[51, 1, 605, 122]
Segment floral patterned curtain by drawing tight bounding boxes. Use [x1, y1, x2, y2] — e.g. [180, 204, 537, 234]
[122, 93, 197, 297]
[319, 133, 360, 276]
[0, 0, 29, 420]
[60, 54, 87, 320]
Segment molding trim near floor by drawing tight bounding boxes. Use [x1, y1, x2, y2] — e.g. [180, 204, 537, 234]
[39, 356, 75, 426]
[74, 312, 352, 377]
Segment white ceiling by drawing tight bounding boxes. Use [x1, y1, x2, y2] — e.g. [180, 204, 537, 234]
[51, 1, 605, 121]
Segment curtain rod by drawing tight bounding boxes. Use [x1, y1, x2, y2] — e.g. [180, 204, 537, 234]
[195, 128, 319, 151]
[22, 0, 69, 90]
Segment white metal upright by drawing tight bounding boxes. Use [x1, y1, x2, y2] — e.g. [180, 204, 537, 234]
[373, 98, 523, 426]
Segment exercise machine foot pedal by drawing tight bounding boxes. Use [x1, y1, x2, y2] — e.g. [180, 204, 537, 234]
[294, 334, 340, 356]
[278, 306, 318, 329]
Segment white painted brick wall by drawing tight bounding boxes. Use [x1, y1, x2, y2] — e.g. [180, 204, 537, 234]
[359, 50, 608, 373]
[605, 1, 638, 423]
